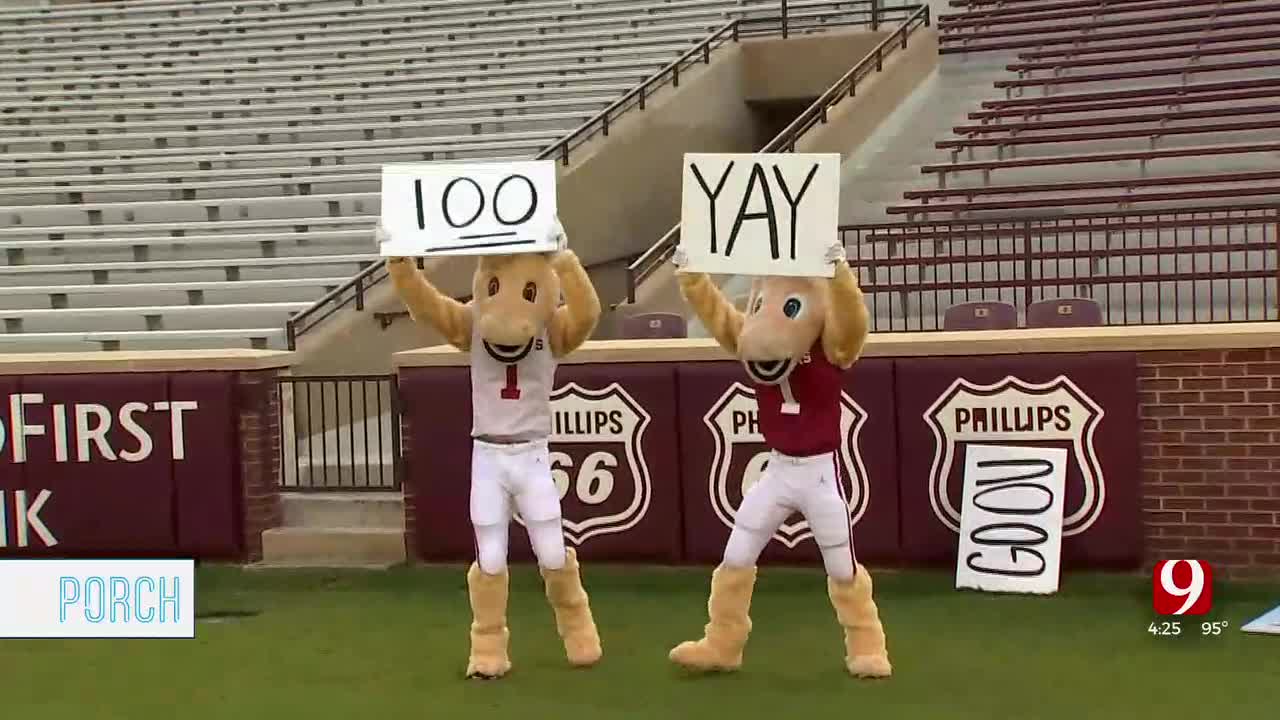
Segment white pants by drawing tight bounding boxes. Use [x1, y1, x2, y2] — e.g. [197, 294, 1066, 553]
[470, 438, 567, 574]
[723, 449, 857, 581]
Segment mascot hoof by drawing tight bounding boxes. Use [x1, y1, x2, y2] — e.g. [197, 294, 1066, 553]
[847, 654, 892, 679]
[465, 657, 512, 680]
[564, 635, 603, 667]
[669, 640, 741, 672]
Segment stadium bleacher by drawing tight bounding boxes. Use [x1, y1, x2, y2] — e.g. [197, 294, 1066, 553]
[9, 0, 1280, 346]
[635, 0, 1280, 336]
[2, 0, 873, 352]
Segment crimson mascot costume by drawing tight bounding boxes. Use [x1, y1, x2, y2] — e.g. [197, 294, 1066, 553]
[669, 240, 892, 678]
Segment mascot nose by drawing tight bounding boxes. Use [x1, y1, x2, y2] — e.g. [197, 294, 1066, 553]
[739, 329, 790, 360]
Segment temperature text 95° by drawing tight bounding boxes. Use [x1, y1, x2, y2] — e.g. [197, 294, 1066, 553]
[1148, 620, 1229, 636]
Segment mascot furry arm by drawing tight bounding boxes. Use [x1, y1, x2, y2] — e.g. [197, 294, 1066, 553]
[380, 220, 603, 681]
[386, 255, 473, 351]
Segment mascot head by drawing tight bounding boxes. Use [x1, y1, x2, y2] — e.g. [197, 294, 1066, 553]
[737, 275, 829, 385]
[471, 252, 560, 362]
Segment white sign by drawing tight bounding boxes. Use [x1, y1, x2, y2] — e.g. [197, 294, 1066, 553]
[678, 153, 840, 278]
[0, 559, 195, 638]
[955, 444, 1067, 595]
[379, 161, 558, 257]
[1242, 604, 1280, 635]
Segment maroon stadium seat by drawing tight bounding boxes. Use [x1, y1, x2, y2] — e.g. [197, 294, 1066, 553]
[943, 301, 1018, 331]
[1026, 298, 1104, 328]
[623, 312, 686, 339]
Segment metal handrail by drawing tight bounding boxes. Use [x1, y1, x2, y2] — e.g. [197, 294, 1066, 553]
[842, 200, 1280, 240]
[286, 2, 911, 348]
[624, 3, 932, 301]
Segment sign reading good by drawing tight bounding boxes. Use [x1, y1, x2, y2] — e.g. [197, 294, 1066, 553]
[379, 161, 558, 257]
[678, 152, 840, 278]
[513, 382, 653, 546]
[954, 443, 1067, 595]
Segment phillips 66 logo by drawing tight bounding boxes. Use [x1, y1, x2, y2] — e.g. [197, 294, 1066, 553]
[704, 382, 869, 547]
[514, 382, 653, 545]
[924, 375, 1106, 537]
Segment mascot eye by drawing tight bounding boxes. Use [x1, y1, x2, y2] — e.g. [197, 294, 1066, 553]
[522, 282, 537, 303]
[783, 297, 803, 319]
[487, 277, 500, 297]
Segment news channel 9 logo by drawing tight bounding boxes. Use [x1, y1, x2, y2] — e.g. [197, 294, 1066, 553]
[1149, 559, 1230, 638]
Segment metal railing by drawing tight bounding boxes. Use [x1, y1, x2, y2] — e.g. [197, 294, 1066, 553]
[840, 205, 1280, 331]
[285, 1, 921, 348]
[278, 375, 401, 491]
[625, 3, 933, 300]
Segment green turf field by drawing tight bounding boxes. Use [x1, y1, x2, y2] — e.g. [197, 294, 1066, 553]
[2, 565, 1276, 719]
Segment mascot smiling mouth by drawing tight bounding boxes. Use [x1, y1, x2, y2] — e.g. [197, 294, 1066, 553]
[744, 358, 795, 385]
[482, 340, 534, 363]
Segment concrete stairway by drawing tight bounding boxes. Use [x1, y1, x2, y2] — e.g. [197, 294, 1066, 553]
[837, 51, 1017, 225]
[259, 492, 406, 568]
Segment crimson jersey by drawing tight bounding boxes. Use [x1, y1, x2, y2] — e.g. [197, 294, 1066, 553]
[754, 340, 843, 457]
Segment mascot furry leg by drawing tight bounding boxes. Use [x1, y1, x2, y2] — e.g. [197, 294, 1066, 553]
[383, 220, 603, 678]
[668, 242, 891, 678]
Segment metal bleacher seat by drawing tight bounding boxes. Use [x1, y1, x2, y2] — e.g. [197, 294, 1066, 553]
[1, 0, 807, 351]
[942, 300, 1018, 331]
[622, 312, 687, 339]
[1025, 297, 1104, 328]
[828, 0, 1280, 333]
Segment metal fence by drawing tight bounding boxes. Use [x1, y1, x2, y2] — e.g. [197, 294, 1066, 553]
[841, 205, 1280, 332]
[277, 375, 401, 491]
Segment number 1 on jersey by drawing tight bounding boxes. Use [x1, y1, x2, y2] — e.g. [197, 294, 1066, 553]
[500, 364, 521, 400]
[780, 378, 801, 415]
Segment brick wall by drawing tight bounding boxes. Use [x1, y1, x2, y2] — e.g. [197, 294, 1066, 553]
[1140, 348, 1280, 579]
[236, 369, 283, 563]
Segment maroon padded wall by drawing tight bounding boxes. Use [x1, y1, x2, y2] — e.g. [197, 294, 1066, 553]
[0, 371, 248, 559]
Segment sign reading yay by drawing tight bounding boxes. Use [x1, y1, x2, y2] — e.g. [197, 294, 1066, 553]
[379, 161, 558, 257]
[679, 153, 840, 278]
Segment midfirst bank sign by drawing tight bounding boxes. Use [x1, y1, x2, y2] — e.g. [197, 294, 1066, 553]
[0, 394, 200, 463]
[0, 394, 203, 550]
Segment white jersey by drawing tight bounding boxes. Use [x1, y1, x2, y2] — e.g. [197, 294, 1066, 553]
[469, 317, 557, 442]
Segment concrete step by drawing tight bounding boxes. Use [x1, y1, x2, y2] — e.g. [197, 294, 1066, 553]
[260, 526, 406, 567]
[279, 491, 404, 529]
